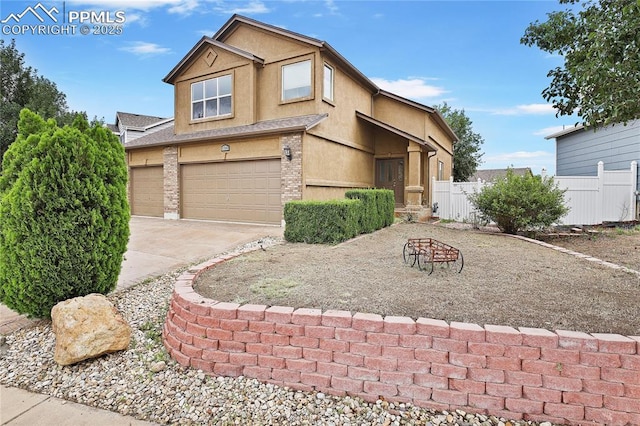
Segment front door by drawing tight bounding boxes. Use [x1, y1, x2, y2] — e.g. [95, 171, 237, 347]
[375, 158, 404, 206]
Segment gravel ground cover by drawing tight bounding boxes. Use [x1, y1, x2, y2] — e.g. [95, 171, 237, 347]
[0, 239, 554, 426]
[2, 224, 637, 425]
[195, 222, 640, 336]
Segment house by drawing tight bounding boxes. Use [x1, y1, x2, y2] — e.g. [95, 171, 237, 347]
[545, 120, 640, 189]
[111, 112, 174, 145]
[124, 14, 457, 224]
[469, 167, 532, 183]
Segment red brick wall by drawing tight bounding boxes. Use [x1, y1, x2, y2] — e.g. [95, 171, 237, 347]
[163, 252, 640, 426]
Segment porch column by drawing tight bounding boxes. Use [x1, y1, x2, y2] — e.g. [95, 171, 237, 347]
[406, 141, 424, 207]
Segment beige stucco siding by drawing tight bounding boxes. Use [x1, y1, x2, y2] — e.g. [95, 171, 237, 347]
[373, 96, 426, 140]
[173, 47, 256, 135]
[128, 147, 164, 166]
[302, 133, 374, 200]
[177, 136, 280, 164]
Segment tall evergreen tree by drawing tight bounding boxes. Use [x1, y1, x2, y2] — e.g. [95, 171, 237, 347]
[0, 109, 130, 318]
[0, 39, 74, 161]
[435, 103, 484, 182]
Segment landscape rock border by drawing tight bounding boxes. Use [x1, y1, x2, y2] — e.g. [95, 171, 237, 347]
[163, 236, 640, 426]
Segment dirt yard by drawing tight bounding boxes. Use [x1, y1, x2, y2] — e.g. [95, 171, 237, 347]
[194, 222, 640, 335]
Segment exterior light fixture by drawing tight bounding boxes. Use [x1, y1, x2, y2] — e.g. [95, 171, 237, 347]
[283, 146, 292, 161]
[221, 144, 230, 153]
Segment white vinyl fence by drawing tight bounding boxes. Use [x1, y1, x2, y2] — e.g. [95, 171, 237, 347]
[432, 161, 638, 226]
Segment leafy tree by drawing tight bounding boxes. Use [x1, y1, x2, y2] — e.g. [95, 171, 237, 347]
[521, 0, 640, 127]
[0, 109, 130, 318]
[468, 169, 569, 234]
[435, 102, 484, 182]
[0, 39, 73, 161]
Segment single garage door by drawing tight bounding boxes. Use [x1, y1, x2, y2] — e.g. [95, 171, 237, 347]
[130, 166, 164, 217]
[181, 159, 281, 224]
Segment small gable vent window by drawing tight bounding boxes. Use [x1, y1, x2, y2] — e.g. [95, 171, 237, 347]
[191, 74, 232, 120]
[282, 60, 311, 101]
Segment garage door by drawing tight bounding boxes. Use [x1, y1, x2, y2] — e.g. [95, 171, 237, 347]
[181, 159, 281, 224]
[130, 166, 164, 217]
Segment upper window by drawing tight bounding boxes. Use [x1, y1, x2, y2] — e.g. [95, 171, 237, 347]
[323, 63, 334, 101]
[191, 74, 232, 120]
[282, 60, 311, 101]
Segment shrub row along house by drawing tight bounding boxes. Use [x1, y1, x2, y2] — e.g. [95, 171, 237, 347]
[123, 15, 457, 225]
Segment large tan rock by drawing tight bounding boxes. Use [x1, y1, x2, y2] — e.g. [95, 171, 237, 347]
[51, 293, 131, 366]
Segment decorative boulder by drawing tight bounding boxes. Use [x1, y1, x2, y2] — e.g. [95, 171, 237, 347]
[51, 293, 131, 365]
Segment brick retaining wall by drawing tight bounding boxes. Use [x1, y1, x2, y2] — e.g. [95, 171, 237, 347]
[163, 250, 640, 425]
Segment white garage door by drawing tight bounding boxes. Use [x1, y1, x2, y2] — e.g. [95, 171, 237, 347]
[181, 159, 281, 224]
[130, 166, 164, 217]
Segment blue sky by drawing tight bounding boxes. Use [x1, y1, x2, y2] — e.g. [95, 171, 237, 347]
[1, 0, 579, 174]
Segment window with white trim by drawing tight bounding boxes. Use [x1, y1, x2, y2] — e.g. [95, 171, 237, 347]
[438, 160, 445, 180]
[191, 74, 232, 120]
[282, 60, 311, 101]
[323, 63, 334, 101]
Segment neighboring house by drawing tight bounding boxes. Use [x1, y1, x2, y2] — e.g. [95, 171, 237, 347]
[124, 14, 457, 224]
[545, 120, 640, 190]
[111, 112, 174, 145]
[469, 167, 532, 183]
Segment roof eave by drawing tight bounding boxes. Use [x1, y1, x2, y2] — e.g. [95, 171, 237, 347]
[163, 37, 264, 85]
[356, 111, 437, 152]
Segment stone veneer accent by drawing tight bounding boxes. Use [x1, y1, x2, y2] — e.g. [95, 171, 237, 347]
[163, 146, 179, 220]
[163, 248, 640, 426]
[281, 133, 303, 206]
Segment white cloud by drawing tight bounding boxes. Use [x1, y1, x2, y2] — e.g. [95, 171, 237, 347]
[325, 0, 339, 14]
[215, 1, 270, 14]
[482, 151, 556, 175]
[371, 77, 447, 100]
[168, 0, 200, 14]
[484, 151, 555, 162]
[492, 103, 556, 116]
[119, 41, 172, 56]
[533, 125, 567, 137]
[67, 0, 190, 11]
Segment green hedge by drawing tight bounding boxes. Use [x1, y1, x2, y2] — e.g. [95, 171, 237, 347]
[345, 189, 395, 231]
[284, 199, 363, 244]
[284, 189, 395, 244]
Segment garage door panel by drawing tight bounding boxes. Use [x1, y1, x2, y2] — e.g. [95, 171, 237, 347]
[131, 166, 163, 217]
[181, 159, 281, 224]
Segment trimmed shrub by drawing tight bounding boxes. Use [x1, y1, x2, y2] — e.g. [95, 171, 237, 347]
[0, 109, 130, 318]
[284, 199, 363, 244]
[468, 169, 568, 234]
[345, 188, 395, 232]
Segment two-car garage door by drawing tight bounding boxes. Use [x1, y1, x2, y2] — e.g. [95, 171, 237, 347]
[181, 159, 281, 225]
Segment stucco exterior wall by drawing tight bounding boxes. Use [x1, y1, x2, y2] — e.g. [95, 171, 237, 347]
[128, 147, 164, 166]
[373, 96, 426, 141]
[303, 133, 374, 200]
[177, 136, 280, 164]
[173, 48, 257, 135]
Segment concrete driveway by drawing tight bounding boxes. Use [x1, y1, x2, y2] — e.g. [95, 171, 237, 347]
[0, 217, 283, 333]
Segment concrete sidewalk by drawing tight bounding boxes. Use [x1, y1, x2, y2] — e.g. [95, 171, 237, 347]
[0, 216, 283, 425]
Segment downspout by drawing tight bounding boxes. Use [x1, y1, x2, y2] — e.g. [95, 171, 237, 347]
[427, 150, 437, 212]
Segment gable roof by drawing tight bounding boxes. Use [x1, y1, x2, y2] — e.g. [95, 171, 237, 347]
[212, 14, 378, 93]
[115, 112, 169, 130]
[125, 114, 328, 149]
[163, 36, 265, 84]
